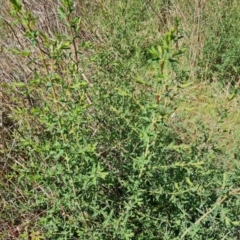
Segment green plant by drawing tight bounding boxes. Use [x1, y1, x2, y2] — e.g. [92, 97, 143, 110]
[1, 0, 240, 239]
[200, 1, 240, 86]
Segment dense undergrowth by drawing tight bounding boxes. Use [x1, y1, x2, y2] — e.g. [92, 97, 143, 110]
[1, 0, 240, 239]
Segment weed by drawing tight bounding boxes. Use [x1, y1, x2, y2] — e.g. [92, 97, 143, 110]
[1, 0, 240, 239]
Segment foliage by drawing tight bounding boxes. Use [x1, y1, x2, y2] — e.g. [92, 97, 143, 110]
[200, 0, 240, 85]
[1, 0, 240, 239]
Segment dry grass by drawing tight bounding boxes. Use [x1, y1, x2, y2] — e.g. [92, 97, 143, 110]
[170, 81, 240, 170]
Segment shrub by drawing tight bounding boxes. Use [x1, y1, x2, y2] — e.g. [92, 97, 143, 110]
[1, 0, 240, 239]
[200, 1, 240, 85]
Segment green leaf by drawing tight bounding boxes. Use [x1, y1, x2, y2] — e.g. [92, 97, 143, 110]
[232, 221, 240, 226]
[58, 7, 67, 20]
[185, 177, 193, 186]
[12, 82, 26, 87]
[9, 48, 31, 57]
[10, 0, 22, 11]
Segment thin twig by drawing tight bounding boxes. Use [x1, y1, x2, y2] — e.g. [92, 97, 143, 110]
[181, 188, 240, 239]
